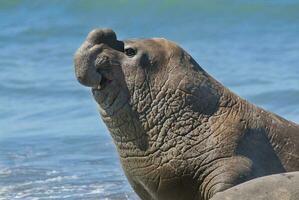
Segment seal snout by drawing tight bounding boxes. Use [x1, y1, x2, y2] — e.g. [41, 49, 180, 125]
[74, 28, 123, 89]
[87, 28, 117, 46]
[86, 28, 124, 52]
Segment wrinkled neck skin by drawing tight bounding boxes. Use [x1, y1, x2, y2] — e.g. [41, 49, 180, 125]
[98, 49, 242, 158]
[96, 48, 299, 200]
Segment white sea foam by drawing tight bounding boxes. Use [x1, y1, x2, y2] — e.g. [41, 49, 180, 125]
[0, 167, 12, 176]
[0, 175, 79, 199]
[45, 170, 58, 176]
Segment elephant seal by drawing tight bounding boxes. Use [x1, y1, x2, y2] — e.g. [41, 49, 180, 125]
[210, 172, 299, 200]
[74, 29, 299, 200]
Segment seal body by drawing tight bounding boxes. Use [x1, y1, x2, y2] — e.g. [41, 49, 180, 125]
[210, 172, 299, 200]
[74, 29, 299, 200]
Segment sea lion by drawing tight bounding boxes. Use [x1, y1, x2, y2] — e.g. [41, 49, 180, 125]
[210, 172, 299, 200]
[74, 29, 299, 200]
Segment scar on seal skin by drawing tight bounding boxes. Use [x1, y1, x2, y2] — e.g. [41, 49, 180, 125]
[74, 29, 299, 200]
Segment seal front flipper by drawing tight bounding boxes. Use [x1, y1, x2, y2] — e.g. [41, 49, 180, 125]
[200, 156, 253, 200]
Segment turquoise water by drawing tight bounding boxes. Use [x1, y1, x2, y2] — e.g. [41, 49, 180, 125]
[0, 1, 298, 199]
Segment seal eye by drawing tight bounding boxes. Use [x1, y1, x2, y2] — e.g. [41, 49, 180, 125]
[125, 48, 136, 57]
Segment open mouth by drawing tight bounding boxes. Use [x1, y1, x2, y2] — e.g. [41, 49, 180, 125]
[92, 69, 112, 91]
[99, 75, 112, 89]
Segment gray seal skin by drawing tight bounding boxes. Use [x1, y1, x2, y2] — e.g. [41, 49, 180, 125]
[210, 172, 299, 200]
[74, 29, 299, 200]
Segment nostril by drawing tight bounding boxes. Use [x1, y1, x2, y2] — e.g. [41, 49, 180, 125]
[97, 55, 108, 63]
[95, 56, 109, 69]
[87, 28, 117, 45]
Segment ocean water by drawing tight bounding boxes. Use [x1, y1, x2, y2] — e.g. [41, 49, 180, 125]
[0, 0, 298, 199]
